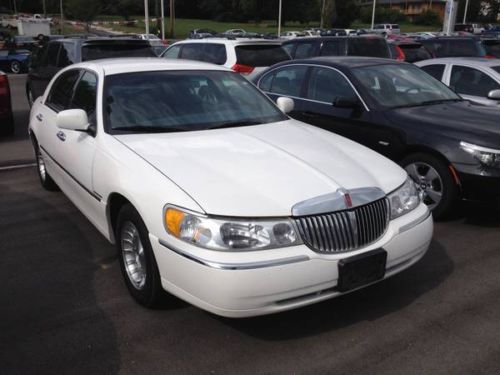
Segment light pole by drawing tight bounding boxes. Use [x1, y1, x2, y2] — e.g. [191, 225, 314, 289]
[320, 0, 326, 29]
[60, 0, 63, 34]
[160, 0, 165, 40]
[278, 0, 282, 36]
[371, 0, 377, 30]
[42, 0, 47, 17]
[144, 0, 150, 35]
[463, 0, 469, 23]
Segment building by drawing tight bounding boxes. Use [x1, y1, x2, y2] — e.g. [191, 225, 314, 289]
[358, 0, 448, 22]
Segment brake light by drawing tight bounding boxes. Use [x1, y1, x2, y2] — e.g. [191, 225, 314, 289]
[485, 54, 495, 59]
[231, 63, 255, 74]
[395, 45, 405, 61]
[0, 74, 12, 113]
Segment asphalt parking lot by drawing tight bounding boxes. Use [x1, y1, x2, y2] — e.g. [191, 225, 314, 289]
[2, 75, 500, 375]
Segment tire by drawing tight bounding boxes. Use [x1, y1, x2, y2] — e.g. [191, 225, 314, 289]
[116, 204, 167, 308]
[400, 153, 459, 220]
[33, 140, 59, 191]
[10, 60, 21, 74]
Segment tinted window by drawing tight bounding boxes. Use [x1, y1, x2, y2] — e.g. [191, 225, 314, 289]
[422, 41, 446, 57]
[493, 66, 500, 74]
[448, 40, 484, 57]
[400, 45, 432, 62]
[306, 67, 356, 103]
[47, 42, 61, 66]
[235, 45, 290, 67]
[81, 43, 155, 61]
[484, 42, 500, 58]
[347, 38, 390, 58]
[258, 73, 274, 92]
[450, 66, 500, 97]
[163, 45, 181, 58]
[294, 42, 316, 59]
[321, 41, 340, 56]
[57, 42, 77, 67]
[46, 70, 80, 111]
[269, 66, 308, 97]
[180, 43, 204, 61]
[204, 44, 227, 65]
[420, 64, 446, 81]
[282, 43, 294, 56]
[71, 72, 97, 123]
[32, 45, 49, 67]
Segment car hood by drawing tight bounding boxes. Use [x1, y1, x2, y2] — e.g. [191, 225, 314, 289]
[385, 101, 500, 148]
[115, 120, 405, 217]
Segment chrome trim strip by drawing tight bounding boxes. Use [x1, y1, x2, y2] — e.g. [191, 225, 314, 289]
[158, 239, 310, 270]
[292, 187, 386, 216]
[398, 208, 432, 234]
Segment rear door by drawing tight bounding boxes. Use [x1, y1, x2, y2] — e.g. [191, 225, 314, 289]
[449, 65, 500, 106]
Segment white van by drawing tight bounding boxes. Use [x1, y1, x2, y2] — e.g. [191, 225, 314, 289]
[373, 24, 401, 35]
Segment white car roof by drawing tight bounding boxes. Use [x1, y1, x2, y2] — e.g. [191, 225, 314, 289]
[69, 58, 230, 76]
[170, 38, 282, 46]
[416, 57, 500, 68]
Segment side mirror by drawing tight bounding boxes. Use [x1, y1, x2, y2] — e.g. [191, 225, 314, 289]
[487, 89, 500, 100]
[333, 96, 360, 109]
[56, 109, 90, 132]
[276, 97, 295, 114]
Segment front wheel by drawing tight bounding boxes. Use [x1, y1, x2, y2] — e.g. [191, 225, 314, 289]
[10, 60, 21, 74]
[400, 153, 459, 220]
[116, 204, 167, 308]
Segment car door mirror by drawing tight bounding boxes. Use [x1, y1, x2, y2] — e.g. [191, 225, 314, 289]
[56, 109, 90, 132]
[276, 97, 295, 114]
[487, 89, 500, 100]
[333, 96, 360, 109]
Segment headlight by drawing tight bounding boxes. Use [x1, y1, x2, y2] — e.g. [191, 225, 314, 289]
[460, 141, 500, 168]
[164, 206, 302, 251]
[388, 177, 420, 219]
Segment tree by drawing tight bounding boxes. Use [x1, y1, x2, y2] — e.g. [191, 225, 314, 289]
[322, 0, 358, 28]
[66, 0, 101, 31]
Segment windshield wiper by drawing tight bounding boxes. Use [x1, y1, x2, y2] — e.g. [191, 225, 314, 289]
[208, 121, 265, 130]
[112, 125, 188, 133]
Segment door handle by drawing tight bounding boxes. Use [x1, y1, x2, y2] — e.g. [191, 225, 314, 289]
[56, 131, 66, 142]
[36, 113, 43, 122]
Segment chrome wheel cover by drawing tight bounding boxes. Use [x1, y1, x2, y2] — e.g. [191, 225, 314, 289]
[11, 61, 20, 74]
[121, 221, 147, 290]
[37, 148, 46, 181]
[405, 162, 443, 211]
[28, 90, 34, 106]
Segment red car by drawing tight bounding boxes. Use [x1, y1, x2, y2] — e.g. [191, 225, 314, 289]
[0, 70, 14, 136]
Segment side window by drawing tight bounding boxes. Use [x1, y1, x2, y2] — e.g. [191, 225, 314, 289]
[450, 65, 500, 97]
[70, 71, 97, 123]
[180, 44, 204, 61]
[163, 45, 181, 58]
[269, 66, 308, 97]
[204, 44, 227, 65]
[420, 64, 446, 81]
[294, 43, 316, 59]
[282, 43, 295, 57]
[258, 72, 275, 92]
[46, 70, 81, 112]
[306, 67, 356, 103]
[57, 42, 77, 67]
[321, 41, 340, 56]
[47, 42, 61, 67]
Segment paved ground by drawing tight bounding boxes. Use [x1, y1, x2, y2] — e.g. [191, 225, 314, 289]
[1, 166, 500, 375]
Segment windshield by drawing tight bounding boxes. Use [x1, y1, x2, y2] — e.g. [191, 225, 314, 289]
[104, 70, 287, 133]
[352, 64, 461, 109]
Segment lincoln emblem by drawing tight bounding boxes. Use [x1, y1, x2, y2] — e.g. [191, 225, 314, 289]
[344, 192, 353, 208]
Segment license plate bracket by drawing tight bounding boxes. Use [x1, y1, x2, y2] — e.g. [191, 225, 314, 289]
[337, 249, 387, 292]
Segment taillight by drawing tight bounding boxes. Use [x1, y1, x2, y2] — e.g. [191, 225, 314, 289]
[0, 74, 12, 113]
[231, 63, 255, 74]
[395, 46, 405, 61]
[485, 54, 495, 59]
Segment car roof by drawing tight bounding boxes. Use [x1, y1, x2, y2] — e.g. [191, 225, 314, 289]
[70, 57, 230, 75]
[171, 38, 282, 45]
[417, 57, 500, 67]
[280, 56, 401, 69]
[283, 36, 385, 43]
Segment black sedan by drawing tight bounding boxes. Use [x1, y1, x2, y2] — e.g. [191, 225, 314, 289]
[254, 57, 500, 218]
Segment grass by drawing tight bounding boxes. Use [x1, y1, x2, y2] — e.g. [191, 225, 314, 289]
[351, 22, 442, 33]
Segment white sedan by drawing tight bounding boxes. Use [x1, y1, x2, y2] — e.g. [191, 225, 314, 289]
[28, 58, 433, 317]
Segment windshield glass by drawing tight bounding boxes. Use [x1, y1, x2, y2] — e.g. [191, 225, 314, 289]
[352, 64, 461, 109]
[104, 70, 287, 133]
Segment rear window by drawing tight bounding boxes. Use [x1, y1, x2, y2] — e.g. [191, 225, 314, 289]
[81, 42, 155, 61]
[347, 38, 390, 58]
[493, 66, 500, 74]
[448, 40, 485, 57]
[400, 45, 433, 62]
[235, 45, 290, 67]
[484, 42, 500, 58]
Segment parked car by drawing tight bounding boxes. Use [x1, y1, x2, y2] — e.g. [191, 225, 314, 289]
[372, 24, 401, 35]
[188, 28, 217, 39]
[482, 38, 500, 58]
[254, 57, 500, 218]
[388, 41, 433, 63]
[320, 29, 347, 37]
[28, 58, 432, 317]
[420, 37, 487, 58]
[416, 58, 500, 106]
[26, 37, 156, 106]
[481, 25, 500, 38]
[0, 48, 31, 73]
[161, 38, 290, 80]
[0, 70, 13, 135]
[224, 29, 246, 37]
[454, 23, 484, 34]
[281, 36, 391, 59]
[281, 31, 306, 39]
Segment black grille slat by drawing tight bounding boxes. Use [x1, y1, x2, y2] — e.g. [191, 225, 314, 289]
[295, 198, 389, 254]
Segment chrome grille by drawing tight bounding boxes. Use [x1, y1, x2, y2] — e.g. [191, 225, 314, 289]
[294, 198, 389, 253]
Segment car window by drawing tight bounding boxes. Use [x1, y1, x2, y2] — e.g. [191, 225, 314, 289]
[258, 72, 274, 92]
[294, 42, 316, 59]
[400, 45, 433, 63]
[282, 43, 294, 57]
[420, 64, 446, 81]
[235, 45, 290, 67]
[180, 43, 204, 61]
[321, 41, 340, 56]
[448, 40, 482, 57]
[70, 71, 97, 123]
[47, 42, 61, 66]
[0, 50, 7, 57]
[269, 66, 308, 97]
[46, 69, 81, 112]
[57, 42, 77, 67]
[204, 44, 227, 65]
[422, 41, 446, 57]
[306, 67, 356, 103]
[450, 66, 500, 97]
[163, 45, 181, 58]
[348, 38, 390, 58]
[81, 43, 155, 61]
[493, 66, 500, 74]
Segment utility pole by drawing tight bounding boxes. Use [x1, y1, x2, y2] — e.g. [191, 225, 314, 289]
[60, 0, 63, 34]
[463, 0, 469, 23]
[371, 0, 377, 30]
[42, 0, 47, 17]
[169, 0, 175, 38]
[320, 0, 326, 29]
[12, 0, 17, 14]
[160, 0, 165, 40]
[144, 0, 150, 35]
[278, 0, 282, 36]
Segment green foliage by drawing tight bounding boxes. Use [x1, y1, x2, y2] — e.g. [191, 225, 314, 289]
[414, 10, 440, 26]
[360, 6, 407, 24]
[66, 0, 101, 23]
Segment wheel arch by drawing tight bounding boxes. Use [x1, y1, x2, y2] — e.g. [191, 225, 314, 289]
[107, 192, 133, 244]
